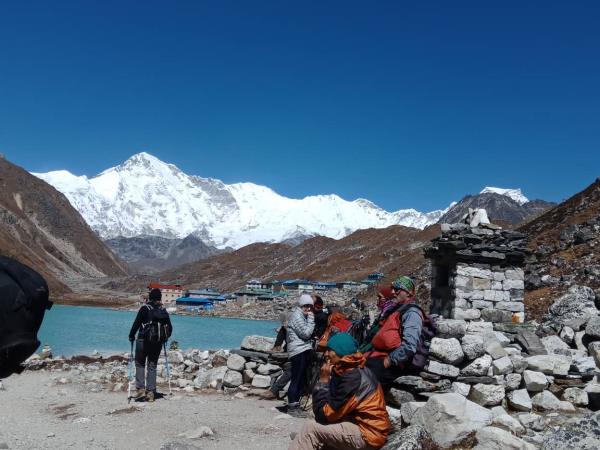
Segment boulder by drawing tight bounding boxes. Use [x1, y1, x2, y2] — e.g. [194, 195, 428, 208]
[526, 355, 571, 376]
[492, 356, 513, 375]
[473, 426, 534, 450]
[585, 316, 600, 340]
[461, 355, 493, 377]
[484, 337, 508, 360]
[226, 354, 246, 372]
[492, 415, 526, 436]
[562, 387, 589, 406]
[380, 424, 433, 450]
[222, 370, 243, 388]
[543, 285, 598, 331]
[517, 412, 545, 432]
[523, 370, 548, 392]
[467, 322, 494, 335]
[469, 384, 505, 407]
[572, 356, 596, 375]
[505, 373, 522, 391]
[509, 354, 528, 374]
[203, 366, 228, 389]
[426, 360, 459, 378]
[386, 388, 415, 408]
[559, 326, 575, 345]
[451, 382, 471, 397]
[430, 338, 465, 365]
[401, 401, 426, 425]
[541, 411, 600, 450]
[541, 335, 571, 355]
[251, 374, 271, 388]
[461, 334, 486, 360]
[436, 319, 467, 339]
[240, 335, 275, 353]
[412, 393, 493, 448]
[531, 391, 576, 412]
[256, 363, 280, 375]
[507, 389, 532, 412]
[588, 341, 600, 367]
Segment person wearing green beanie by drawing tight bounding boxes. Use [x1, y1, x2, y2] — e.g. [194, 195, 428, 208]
[289, 332, 390, 450]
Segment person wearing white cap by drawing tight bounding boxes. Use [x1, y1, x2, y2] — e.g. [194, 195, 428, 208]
[284, 293, 315, 417]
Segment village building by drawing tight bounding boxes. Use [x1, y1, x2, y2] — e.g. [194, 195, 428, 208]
[147, 283, 183, 305]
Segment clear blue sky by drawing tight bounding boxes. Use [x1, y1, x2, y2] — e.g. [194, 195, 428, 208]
[1, 1, 599, 211]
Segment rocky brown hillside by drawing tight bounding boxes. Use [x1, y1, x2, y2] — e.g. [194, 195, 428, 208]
[0, 157, 128, 296]
[111, 224, 441, 305]
[519, 178, 600, 318]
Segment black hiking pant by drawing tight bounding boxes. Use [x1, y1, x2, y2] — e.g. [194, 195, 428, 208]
[135, 338, 162, 392]
[288, 349, 313, 405]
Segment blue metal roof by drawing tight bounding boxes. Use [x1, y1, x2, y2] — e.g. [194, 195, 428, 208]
[176, 297, 214, 304]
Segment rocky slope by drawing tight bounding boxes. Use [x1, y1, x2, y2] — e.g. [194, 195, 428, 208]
[0, 157, 128, 296]
[105, 234, 223, 274]
[519, 177, 600, 318]
[439, 192, 555, 226]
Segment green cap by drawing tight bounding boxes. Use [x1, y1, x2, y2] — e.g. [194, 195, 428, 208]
[392, 276, 416, 295]
[327, 333, 358, 356]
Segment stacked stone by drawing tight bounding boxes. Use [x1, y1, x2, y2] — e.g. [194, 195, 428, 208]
[425, 222, 532, 324]
[452, 264, 525, 323]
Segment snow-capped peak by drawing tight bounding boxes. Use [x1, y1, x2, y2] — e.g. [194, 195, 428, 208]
[33, 152, 452, 249]
[480, 187, 529, 205]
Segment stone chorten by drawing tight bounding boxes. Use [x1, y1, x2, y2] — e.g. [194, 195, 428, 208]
[424, 209, 532, 323]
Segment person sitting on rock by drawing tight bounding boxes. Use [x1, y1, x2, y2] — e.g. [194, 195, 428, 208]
[289, 333, 391, 450]
[284, 293, 315, 417]
[129, 288, 172, 402]
[362, 276, 424, 387]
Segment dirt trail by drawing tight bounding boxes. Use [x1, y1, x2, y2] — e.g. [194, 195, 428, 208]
[0, 372, 302, 450]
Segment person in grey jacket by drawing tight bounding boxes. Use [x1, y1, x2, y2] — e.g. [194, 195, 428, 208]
[284, 293, 315, 417]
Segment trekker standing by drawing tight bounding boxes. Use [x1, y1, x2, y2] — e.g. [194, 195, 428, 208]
[363, 276, 424, 387]
[128, 288, 173, 401]
[285, 293, 315, 417]
[289, 333, 391, 450]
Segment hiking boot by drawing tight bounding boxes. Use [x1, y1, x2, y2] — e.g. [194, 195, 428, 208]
[135, 388, 146, 399]
[286, 406, 307, 418]
[259, 390, 276, 400]
[146, 390, 155, 402]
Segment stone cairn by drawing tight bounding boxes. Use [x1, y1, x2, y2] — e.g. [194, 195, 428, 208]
[424, 221, 532, 323]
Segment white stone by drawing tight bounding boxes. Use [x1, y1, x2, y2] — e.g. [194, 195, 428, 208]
[492, 415, 526, 436]
[454, 308, 481, 320]
[562, 387, 589, 406]
[492, 356, 514, 375]
[517, 413, 545, 432]
[451, 382, 471, 397]
[241, 335, 275, 353]
[484, 337, 508, 360]
[505, 269, 524, 280]
[472, 300, 494, 309]
[203, 366, 228, 388]
[412, 393, 493, 448]
[457, 266, 492, 279]
[461, 334, 485, 360]
[559, 326, 575, 344]
[257, 363, 281, 375]
[436, 319, 468, 339]
[461, 354, 493, 377]
[401, 401, 426, 425]
[245, 361, 257, 370]
[226, 354, 246, 371]
[509, 354, 528, 374]
[507, 389, 532, 412]
[588, 341, 600, 367]
[531, 391, 576, 412]
[541, 335, 570, 355]
[573, 356, 596, 374]
[430, 338, 465, 365]
[526, 355, 571, 376]
[505, 373, 522, 391]
[222, 370, 243, 387]
[251, 374, 271, 388]
[467, 321, 494, 335]
[185, 426, 214, 439]
[493, 271, 506, 282]
[473, 426, 534, 450]
[503, 279, 525, 290]
[473, 278, 491, 290]
[523, 370, 548, 392]
[496, 302, 525, 312]
[469, 384, 505, 406]
[427, 360, 460, 378]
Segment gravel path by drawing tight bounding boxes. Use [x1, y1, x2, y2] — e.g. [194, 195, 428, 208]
[0, 372, 303, 450]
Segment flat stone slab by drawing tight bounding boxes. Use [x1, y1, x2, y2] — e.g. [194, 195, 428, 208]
[515, 330, 547, 356]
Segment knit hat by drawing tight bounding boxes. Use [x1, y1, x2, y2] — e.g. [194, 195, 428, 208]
[378, 287, 394, 299]
[149, 288, 162, 302]
[298, 294, 314, 307]
[392, 276, 416, 295]
[326, 333, 358, 356]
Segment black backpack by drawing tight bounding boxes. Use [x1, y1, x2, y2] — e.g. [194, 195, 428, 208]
[141, 305, 171, 344]
[0, 256, 53, 377]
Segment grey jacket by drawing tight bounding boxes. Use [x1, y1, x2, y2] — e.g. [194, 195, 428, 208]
[389, 305, 423, 366]
[286, 307, 315, 358]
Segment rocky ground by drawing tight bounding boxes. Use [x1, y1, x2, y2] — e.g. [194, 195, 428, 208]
[0, 371, 302, 450]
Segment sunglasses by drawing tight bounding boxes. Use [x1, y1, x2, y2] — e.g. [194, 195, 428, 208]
[301, 304, 313, 309]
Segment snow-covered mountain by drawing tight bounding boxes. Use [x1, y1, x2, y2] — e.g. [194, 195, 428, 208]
[32, 152, 526, 249]
[480, 187, 529, 205]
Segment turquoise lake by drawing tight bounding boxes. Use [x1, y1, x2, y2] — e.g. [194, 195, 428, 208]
[38, 305, 279, 356]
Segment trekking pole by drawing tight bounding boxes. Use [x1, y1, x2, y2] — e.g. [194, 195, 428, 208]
[163, 341, 172, 396]
[127, 340, 134, 404]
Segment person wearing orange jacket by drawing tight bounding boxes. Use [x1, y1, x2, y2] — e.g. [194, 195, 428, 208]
[289, 333, 391, 450]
